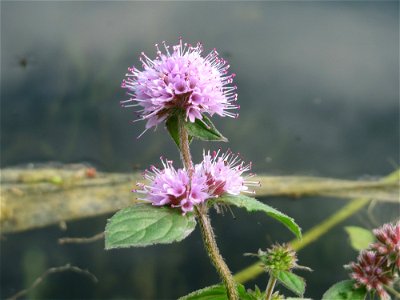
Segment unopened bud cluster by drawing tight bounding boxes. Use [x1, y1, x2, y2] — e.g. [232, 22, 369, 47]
[255, 244, 298, 274]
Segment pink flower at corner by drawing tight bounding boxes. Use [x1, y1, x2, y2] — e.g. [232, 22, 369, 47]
[348, 250, 393, 300]
[121, 38, 238, 136]
[371, 221, 400, 269]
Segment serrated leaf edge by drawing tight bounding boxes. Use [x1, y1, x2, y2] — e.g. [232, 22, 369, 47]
[105, 204, 197, 249]
[276, 271, 306, 297]
[216, 194, 302, 239]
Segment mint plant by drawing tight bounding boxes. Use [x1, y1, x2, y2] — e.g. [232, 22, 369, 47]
[323, 222, 400, 300]
[244, 244, 311, 300]
[105, 38, 301, 300]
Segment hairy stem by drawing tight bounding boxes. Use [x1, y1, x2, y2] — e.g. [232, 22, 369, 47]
[264, 276, 277, 300]
[196, 206, 239, 300]
[178, 116, 193, 171]
[177, 116, 238, 300]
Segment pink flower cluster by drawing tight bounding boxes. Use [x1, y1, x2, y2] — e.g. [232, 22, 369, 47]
[348, 251, 393, 300]
[121, 39, 238, 135]
[135, 150, 258, 214]
[347, 222, 400, 300]
[198, 150, 252, 197]
[371, 221, 400, 268]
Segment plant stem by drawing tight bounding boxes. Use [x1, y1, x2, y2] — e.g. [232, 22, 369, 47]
[177, 116, 238, 300]
[385, 285, 400, 299]
[178, 116, 193, 172]
[264, 276, 277, 300]
[196, 205, 239, 300]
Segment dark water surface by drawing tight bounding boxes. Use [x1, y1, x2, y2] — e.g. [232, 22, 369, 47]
[1, 1, 399, 299]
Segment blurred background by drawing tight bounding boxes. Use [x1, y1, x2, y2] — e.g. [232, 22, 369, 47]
[1, 1, 398, 299]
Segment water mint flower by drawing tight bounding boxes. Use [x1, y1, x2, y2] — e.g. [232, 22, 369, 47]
[347, 250, 394, 300]
[135, 158, 209, 214]
[197, 150, 259, 197]
[121, 38, 238, 136]
[371, 221, 400, 269]
[135, 150, 257, 213]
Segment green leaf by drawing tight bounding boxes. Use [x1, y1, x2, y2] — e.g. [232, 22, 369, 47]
[216, 194, 302, 239]
[275, 271, 306, 297]
[185, 114, 228, 142]
[166, 114, 180, 147]
[178, 285, 227, 300]
[178, 284, 252, 300]
[322, 280, 367, 300]
[344, 226, 375, 251]
[105, 204, 197, 249]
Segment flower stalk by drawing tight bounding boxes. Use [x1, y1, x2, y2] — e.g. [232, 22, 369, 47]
[264, 276, 277, 300]
[178, 115, 193, 172]
[178, 117, 239, 300]
[196, 205, 239, 300]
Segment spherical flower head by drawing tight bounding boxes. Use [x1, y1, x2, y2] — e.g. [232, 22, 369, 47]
[121, 38, 239, 136]
[135, 158, 208, 214]
[196, 149, 259, 197]
[347, 250, 394, 300]
[258, 244, 298, 274]
[371, 221, 400, 269]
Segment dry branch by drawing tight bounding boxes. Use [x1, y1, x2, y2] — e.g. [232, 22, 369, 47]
[58, 232, 105, 245]
[0, 164, 398, 234]
[6, 263, 98, 300]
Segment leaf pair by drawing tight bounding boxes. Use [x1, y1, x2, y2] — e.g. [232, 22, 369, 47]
[105, 194, 301, 249]
[166, 113, 227, 147]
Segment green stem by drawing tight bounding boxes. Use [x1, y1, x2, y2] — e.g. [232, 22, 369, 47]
[264, 276, 277, 300]
[177, 117, 238, 300]
[385, 285, 400, 299]
[196, 206, 239, 300]
[178, 115, 193, 172]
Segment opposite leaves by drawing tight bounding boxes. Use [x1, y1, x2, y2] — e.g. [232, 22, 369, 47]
[166, 113, 227, 147]
[166, 114, 181, 147]
[105, 204, 197, 249]
[185, 115, 228, 142]
[216, 194, 302, 239]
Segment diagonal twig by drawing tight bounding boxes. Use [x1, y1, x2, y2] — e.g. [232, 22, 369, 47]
[58, 232, 105, 245]
[6, 264, 98, 300]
